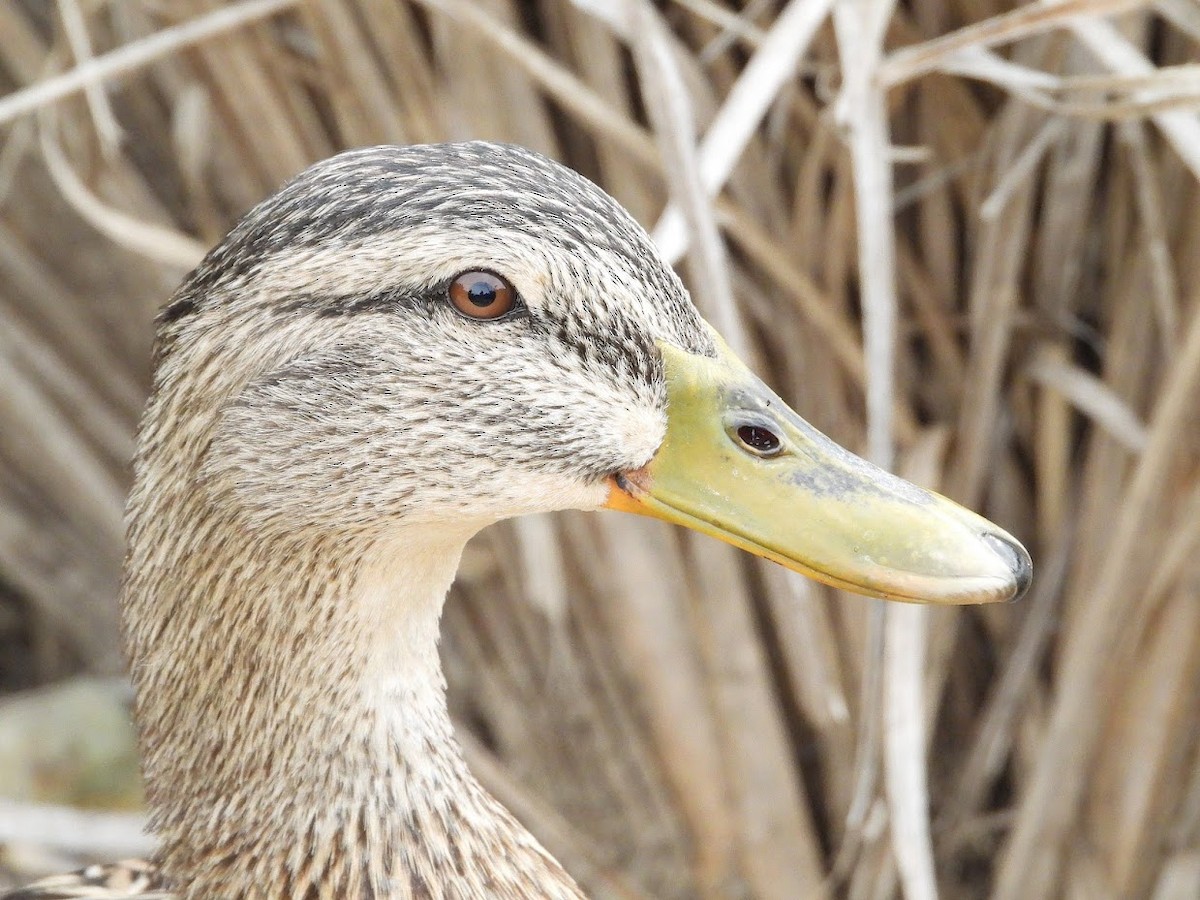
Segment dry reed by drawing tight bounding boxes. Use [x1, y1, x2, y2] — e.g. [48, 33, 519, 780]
[0, 1, 1197, 898]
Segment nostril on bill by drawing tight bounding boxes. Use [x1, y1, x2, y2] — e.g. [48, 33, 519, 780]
[981, 532, 1033, 602]
[734, 423, 783, 458]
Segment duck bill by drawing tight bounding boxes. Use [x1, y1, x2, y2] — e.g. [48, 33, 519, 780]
[605, 338, 1031, 604]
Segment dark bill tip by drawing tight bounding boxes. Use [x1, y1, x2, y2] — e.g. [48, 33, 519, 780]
[981, 532, 1033, 602]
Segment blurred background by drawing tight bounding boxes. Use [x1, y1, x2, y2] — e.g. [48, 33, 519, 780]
[0, 0, 1198, 897]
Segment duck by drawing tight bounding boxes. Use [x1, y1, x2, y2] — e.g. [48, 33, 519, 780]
[6, 141, 1030, 899]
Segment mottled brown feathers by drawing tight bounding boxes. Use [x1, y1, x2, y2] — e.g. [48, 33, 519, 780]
[5, 861, 170, 899]
[6, 141, 714, 898]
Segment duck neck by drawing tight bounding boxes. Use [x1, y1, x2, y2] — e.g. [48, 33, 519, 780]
[124, 518, 581, 898]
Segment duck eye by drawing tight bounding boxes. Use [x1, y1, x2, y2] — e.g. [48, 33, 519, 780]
[448, 271, 516, 320]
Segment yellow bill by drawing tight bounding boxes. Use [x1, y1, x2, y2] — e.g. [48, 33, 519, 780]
[606, 337, 1031, 604]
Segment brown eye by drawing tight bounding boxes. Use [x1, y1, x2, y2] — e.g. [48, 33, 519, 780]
[448, 271, 516, 320]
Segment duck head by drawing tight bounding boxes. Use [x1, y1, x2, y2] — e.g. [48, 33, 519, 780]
[157, 141, 1029, 604]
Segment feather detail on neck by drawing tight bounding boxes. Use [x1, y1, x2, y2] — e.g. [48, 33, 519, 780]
[124, 516, 583, 899]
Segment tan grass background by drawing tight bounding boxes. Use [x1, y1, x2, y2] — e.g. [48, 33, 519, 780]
[0, 0, 1199, 897]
